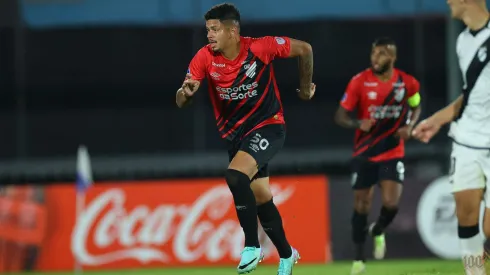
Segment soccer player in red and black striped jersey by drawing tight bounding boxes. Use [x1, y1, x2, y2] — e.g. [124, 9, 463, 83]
[334, 37, 422, 274]
[175, 3, 315, 275]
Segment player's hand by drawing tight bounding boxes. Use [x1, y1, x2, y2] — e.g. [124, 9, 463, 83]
[297, 83, 316, 100]
[396, 125, 413, 141]
[411, 118, 442, 143]
[358, 119, 375, 132]
[181, 74, 200, 98]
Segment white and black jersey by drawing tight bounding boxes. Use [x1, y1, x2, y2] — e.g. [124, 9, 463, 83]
[449, 21, 490, 148]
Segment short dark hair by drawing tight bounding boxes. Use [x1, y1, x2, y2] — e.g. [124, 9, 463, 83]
[372, 37, 396, 48]
[204, 3, 241, 24]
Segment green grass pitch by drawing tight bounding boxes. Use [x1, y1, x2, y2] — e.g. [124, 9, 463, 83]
[9, 259, 488, 275]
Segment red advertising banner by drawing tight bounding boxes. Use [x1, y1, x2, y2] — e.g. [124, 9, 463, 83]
[1, 175, 330, 271]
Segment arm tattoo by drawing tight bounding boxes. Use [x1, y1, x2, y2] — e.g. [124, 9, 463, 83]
[298, 51, 313, 89]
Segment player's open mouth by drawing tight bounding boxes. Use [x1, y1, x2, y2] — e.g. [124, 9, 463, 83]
[209, 41, 217, 45]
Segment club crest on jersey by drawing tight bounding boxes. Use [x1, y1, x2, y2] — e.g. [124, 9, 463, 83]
[478, 46, 487, 62]
[394, 87, 406, 102]
[367, 91, 377, 100]
[210, 72, 220, 80]
[275, 37, 285, 45]
[245, 61, 257, 78]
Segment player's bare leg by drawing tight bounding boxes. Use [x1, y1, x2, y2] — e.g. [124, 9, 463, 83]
[481, 186, 490, 239]
[351, 187, 374, 274]
[455, 189, 486, 275]
[227, 151, 264, 274]
[369, 180, 402, 260]
[251, 177, 299, 275]
[482, 207, 490, 238]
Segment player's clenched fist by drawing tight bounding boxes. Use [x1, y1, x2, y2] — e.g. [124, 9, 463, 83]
[358, 119, 375, 132]
[411, 118, 442, 143]
[297, 83, 316, 100]
[181, 73, 200, 98]
[395, 125, 413, 141]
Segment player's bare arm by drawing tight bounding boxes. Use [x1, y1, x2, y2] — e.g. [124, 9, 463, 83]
[429, 94, 463, 125]
[396, 94, 422, 140]
[334, 107, 374, 132]
[288, 38, 315, 100]
[176, 74, 200, 108]
[412, 95, 463, 143]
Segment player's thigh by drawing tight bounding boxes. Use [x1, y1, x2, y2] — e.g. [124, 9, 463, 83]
[228, 151, 259, 179]
[378, 159, 404, 207]
[231, 124, 285, 177]
[227, 142, 258, 178]
[250, 171, 273, 205]
[451, 143, 486, 224]
[483, 207, 490, 238]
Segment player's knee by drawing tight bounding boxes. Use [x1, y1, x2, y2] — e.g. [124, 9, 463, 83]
[225, 169, 250, 189]
[454, 190, 483, 225]
[253, 187, 273, 205]
[483, 221, 490, 239]
[250, 176, 272, 204]
[228, 151, 258, 179]
[354, 198, 371, 214]
[456, 203, 480, 225]
[382, 199, 399, 209]
[255, 193, 272, 205]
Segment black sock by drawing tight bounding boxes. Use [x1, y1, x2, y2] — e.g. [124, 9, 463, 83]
[352, 210, 368, 261]
[371, 206, 398, 236]
[257, 199, 292, 258]
[225, 169, 260, 248]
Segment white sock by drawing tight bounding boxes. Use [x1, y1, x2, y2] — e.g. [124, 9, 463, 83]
[460, 233, 486, 275]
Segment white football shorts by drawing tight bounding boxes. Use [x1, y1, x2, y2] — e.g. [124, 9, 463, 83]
[450, 142, 490, 207]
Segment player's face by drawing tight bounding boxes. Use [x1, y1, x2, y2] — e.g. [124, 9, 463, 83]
[447, 0, 466, 19]
[370, 46, 394, 74]
[206, 19, 232, 52]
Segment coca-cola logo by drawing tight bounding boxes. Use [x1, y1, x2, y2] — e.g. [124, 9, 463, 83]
[71, 183, 295, 266]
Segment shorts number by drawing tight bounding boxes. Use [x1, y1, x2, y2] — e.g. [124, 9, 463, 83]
[396, 161, 405, 181]
[351, 172, 358, 186]
[250, 134, 269, 151]
[258, 139, 269, 150]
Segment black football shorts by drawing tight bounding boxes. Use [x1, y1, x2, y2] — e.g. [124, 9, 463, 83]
[350, 157, 405, 190]
[228, 124, 285, 180]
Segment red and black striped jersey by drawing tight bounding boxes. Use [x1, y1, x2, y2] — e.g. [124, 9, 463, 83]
[187, 36, 289, 141]
[340, 68, 420, 162]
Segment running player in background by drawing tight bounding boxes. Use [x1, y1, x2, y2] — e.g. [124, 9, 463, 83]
[175, 3, 315, 275]
[413, 1, 490, 274]
[334, 37, 422, 275]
